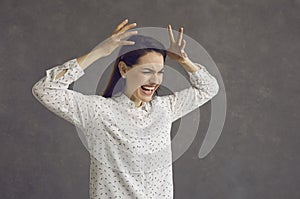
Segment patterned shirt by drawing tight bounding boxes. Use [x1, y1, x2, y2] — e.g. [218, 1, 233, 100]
[32, 58, 219, 199]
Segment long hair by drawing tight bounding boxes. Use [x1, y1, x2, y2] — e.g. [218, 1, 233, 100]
[102, 35, 167, 98]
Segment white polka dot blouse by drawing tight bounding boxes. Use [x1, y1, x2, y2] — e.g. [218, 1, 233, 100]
[32, 58, 219, 199]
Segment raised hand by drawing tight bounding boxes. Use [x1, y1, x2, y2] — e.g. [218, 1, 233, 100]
[77, 19, 138, 69]
[97, 19, 138, 57]
[166, 25, 188, 63]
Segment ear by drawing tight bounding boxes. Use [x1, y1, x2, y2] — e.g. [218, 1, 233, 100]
[118, 61, 129, 78]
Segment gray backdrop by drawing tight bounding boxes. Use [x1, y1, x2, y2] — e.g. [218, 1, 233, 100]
[1, 0, 299, 198]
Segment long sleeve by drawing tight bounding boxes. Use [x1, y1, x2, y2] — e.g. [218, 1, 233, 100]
[32, 58, 99, 130]
[158, 63, 219, 122]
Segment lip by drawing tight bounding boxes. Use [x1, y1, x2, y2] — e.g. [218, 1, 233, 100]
[142, 84, 158, 89]
[140, 84, 159, 96]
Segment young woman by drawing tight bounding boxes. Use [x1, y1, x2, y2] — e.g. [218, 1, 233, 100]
[32, 19, 219, 199]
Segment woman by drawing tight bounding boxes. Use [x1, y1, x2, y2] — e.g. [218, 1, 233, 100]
[32, 19, 219, 199]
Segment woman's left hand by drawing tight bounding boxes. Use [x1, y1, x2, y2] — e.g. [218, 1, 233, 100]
[166, 25, 189, 64]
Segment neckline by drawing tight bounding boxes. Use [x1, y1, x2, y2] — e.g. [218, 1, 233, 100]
[113, 92, 151, 112]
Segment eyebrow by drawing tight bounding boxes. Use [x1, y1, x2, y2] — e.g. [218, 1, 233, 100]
[142, 67, 164, 72]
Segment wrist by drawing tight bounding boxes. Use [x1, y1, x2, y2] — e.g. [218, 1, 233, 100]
[179, 57, 202, 73]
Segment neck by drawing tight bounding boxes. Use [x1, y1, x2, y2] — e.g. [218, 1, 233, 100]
[130, 95, 143, 107]
[124, 91, 143, 107]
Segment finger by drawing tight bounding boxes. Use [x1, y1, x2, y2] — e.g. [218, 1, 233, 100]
[167, 24, 175, 43]
[119, 22, 137, 34]
[118, 30, 138, 40]
[180, 39, 186, 50]
[177, 27, 183, 45]
[119, 40, 135, 45]
[113, 19, 129, 34]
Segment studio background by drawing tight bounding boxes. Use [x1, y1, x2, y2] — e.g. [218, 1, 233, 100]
[1, 0, 299, 198]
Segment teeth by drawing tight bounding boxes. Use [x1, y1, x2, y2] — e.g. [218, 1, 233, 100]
[142, 85, 155, 90]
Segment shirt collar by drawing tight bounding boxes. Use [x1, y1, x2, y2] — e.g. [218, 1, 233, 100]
[112, 92, 151, 112]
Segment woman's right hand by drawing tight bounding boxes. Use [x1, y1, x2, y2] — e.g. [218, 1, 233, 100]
[95, 19, 138, 57]
[77, 19, 138, 69]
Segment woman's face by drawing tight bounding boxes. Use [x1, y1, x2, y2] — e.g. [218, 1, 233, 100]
[119, 51, 164, 107]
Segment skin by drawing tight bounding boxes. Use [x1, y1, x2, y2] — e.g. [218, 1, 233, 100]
[118, 51, 165, 107]
[116, 21, 201, 108]
[69, 19, 201, 107]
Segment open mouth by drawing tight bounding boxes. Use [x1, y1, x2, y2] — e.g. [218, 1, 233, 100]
[140, 85, 158, 96]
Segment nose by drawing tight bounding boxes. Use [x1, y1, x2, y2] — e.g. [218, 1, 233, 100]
[149, 73, 161, 84]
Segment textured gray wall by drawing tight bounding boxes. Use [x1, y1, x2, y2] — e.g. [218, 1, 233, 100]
[1, 0, 300, 198]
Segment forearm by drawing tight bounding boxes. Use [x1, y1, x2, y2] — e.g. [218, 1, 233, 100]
[187, 62, 219, 98]
[33, 59, 84, 96]
[162, 61, 219, 122]
[32, 59, 95, 128]
[77, 48, 107, 70]
[181, 56, 219, 98]
[55, 49, 106, 80]
[32, 59, 83, 120]
[179, 57, 203, 73]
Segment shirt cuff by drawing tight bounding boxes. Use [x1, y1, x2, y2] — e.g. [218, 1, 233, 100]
[186, 63, 210, 84]
[46, 58, 85, 85]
